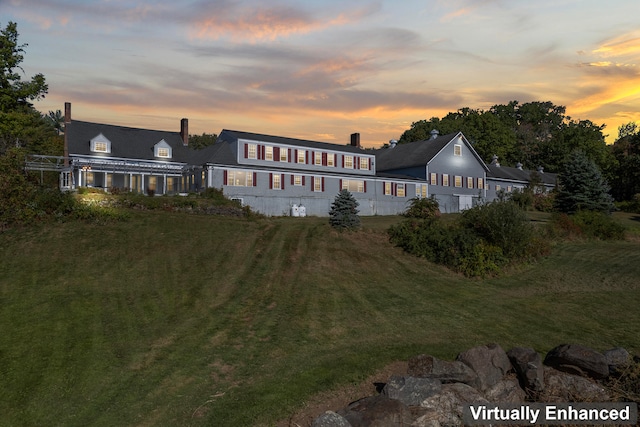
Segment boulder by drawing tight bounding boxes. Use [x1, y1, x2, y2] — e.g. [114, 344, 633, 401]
[407, 354, 477, 384]
[312, 411, 352, 427]
[420, 382, 489, 427]
[544, 344, 609, 379]
[603, 347, 630, 375]
[382, 375, 442, 406]
[337, 395, 413, 427]
[483, 375, 526, 403]
[456, 343, 512, 391]
[507, 346, 545, 396]
[540, 366, 610, 402]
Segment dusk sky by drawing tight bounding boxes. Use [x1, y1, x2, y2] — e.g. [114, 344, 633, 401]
[3, 0, 640, 147]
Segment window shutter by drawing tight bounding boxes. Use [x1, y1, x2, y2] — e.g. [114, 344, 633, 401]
[322, 152, 327, 166]
[281, 174, 285, 190]
[294, 149, 298, 163]
[322, 177, 325, 192]
[253, 172, 257, 186]
[368, 158, 372, 170]
[288, 148, 292, 162]
[244, 144, 248, 158]
[223, 170, 228, 185]
[302, 176, 306, 186]
[339, 179, 342, 190]
[306, 151, 309, 164]
[341, 155, 344, 168]
[291, 175, 294, 185]
[355, 156, 359, 169]
[274, 147, 280, 162]
[364, 181, 367, 193]
[269, 173, 273, 189]
[393, 183, 397, 196]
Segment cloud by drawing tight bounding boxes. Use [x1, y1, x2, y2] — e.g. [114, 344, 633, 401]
[188, 2, 380, 42]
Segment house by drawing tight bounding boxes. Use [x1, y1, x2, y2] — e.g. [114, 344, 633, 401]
[61, 102, 556, 216]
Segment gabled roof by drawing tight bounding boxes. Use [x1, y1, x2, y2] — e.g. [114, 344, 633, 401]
[217, 129, 367, 154]
[66, 120, 193, 163]
[374, 132, 489, 172]
[487, 164, 557, 185]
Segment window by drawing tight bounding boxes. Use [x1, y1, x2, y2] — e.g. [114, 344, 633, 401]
[85, 172, 94, 185]
[507, 185, 512, 192]
[293, 175, 302, 186]
[430, 173, 437, 186]
[248, 144, 257, 159]
[396, 183, 405, 197]
[455, 176, 462, 188]
[90, 134, 111, 153]
[327, 153, 335, 167]
[442, 174, 449, 187]
[359, 157, 369, 170]
[344, 155, 354, 169]
[147, 176, 157, 192]
[94, 142, 108, 152]
[313, 176, 323, 192]
[467, 177, 474, 189]
[280, 147, 288, 162]
[478, 178, 484, 190]
[106, 173, 112, 188]
[297, 149, 306, 163]
[157, 147, 169, 158]
[496, 184, 502, 192]
[227, 170, 254, 187]
[314, 151, 322, 165]
[416, 184, 427, 198]
[454, 144, 462, 156]
[272, 173, 281, 190]
[265, 146, 273, 161]
[342, 179, 365, 193]
[384, 182, 392, 196]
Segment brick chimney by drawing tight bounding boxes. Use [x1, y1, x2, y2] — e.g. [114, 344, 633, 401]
[350, 133, 360, 148]
[63, 102, 71, 166]
[180, 118, 189, 146]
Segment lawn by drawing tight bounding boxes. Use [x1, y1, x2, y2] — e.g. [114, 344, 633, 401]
[0, 211, 638, 426]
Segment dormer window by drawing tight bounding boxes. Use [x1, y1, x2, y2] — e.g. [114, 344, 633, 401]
[90, 133, 111, 153]
[154, 139, 172, 159]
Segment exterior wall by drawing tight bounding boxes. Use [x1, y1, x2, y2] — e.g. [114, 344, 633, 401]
[425, 137, 487, 203]
[212, 166, 419, 216]
[237, 139, 376, 177]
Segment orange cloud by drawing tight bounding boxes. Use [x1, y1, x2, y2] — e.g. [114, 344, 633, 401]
[592, 33, 640, 58]
[189, 6, 362, 42]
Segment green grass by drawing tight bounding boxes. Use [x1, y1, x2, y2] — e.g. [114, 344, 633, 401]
[1, 211, 639, 426]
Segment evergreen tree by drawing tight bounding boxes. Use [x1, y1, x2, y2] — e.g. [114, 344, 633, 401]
[554, 150, 614, 213]
[329, 189, 360, 230]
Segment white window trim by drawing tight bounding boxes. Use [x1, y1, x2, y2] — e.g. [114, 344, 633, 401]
[90, 133, 111, 153]
[454, 144, 462, 156]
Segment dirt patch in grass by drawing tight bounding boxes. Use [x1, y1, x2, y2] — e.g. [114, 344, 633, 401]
[274, 360, 407, 427]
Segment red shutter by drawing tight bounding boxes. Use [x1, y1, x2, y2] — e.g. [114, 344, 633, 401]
[339, 179, 342, 190]
[274, 147, 280, 162]
[368, 158, 372, 170]
[262, 145, 266, 160]
[322, 177, 325, 192]
[393, 183, 397, 196]
[223, 170, 228, 185]
[281, 174, 285, 190]
[294, 149, 298, 163]
[322, 152, 327, 166]
[244, 144, 248, 158]
[302, 176, 306, 186]
[288, 148, 292, 162]
[341, 155, 344, 168]
[269, 173, 273, 189]
[253, 172, 257, 186]
[291, 175, 294, 185]
[364, 181, 367, 193]
[306, 151, 309, 164]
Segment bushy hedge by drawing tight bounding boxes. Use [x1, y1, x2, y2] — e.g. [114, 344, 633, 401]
[389, 199, 547, 277]
[546, 211, 625, 240]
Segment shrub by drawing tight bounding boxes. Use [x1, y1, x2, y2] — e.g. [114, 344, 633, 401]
[508, 188, 534, 210]
[404, 196, 441, 219]
[329, 189, 360, 230]
[533, 192, 555, 212]
[459, 201, 534, 259]
[616, 194, 640, 213]
[546, 211, 625, 240]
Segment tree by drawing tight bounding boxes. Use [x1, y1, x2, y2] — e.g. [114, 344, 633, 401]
[188, 132, 218, 149]
[609, 122, 640, 201]
[329, 189, 360, 230]
[46, 109, 64, 135]
[0, 21, 55, 155]
[554, 150, 614, 214]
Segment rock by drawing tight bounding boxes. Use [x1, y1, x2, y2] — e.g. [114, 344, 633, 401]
[456, 343, 512, 391]
[337, 395, 413, 427]
[540, 366, 610, 402]
[507, 346, 545, 396]
[382, 375, 442, 406]
[603, 347, 630, 375]
[420, 383, 489, 427]
[312, 411, 352, 427]
[483, 375, 526, 403]
[407, 354, 477, 384]
[544, 344, 609, 379]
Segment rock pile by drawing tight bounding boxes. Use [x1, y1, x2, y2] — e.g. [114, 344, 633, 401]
[311, 343, 635, 427]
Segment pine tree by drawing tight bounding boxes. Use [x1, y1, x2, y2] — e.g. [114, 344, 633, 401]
[329, 189, 360, 230]
[554, 150, 615, 213]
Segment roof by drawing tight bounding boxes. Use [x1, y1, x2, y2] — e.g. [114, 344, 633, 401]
[374, 132, 488, 172]
[217, 129, 368, 154]
[66, 120, 195, 163]
[487, 164, 557, 185]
